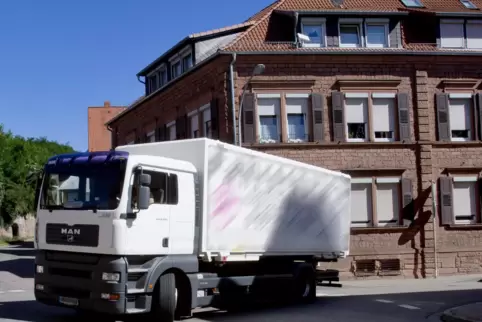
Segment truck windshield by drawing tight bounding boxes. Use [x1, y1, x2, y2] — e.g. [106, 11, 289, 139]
[39, 162, 126, 211]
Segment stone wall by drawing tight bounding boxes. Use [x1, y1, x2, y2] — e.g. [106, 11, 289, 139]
[0, 215, 35, 240]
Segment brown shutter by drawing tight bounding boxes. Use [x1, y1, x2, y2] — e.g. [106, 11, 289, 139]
[242, 93, 256, 144]
[397, 93, 411, 142]
[477, 93, 482, 140]
[331, 91, 345, 142]
[210, 98, 219, 140]
[176, 116, 183, 139]
[439, 176, 454, 225]
[436, 93, 451, 141]
[311, 93, 324, 142]
[401, 178, 414, 223]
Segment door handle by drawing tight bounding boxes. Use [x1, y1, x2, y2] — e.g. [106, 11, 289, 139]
[162, 238, 169, 248]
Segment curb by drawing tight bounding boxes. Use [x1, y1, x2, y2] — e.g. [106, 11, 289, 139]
[441, 303, 482, 322]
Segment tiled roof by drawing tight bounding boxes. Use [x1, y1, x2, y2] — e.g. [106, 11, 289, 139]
[223, 0, 482, 52]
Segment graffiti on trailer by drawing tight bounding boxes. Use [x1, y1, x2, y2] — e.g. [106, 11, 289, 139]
[211, 183, 240, 230]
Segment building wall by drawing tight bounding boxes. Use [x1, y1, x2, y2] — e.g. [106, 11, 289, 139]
[111, 53, 482, 280]
[88, 101, 126, 152]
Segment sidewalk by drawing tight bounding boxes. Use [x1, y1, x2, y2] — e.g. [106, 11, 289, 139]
[442, 302, 482, 322]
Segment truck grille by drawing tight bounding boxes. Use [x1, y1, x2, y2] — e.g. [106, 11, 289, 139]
[46, 224, 99, 247]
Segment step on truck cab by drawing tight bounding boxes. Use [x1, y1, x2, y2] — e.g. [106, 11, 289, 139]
[34, 138, 351, 321]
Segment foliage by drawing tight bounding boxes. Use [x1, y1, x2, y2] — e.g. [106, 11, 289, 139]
[0, 124, 75, 227]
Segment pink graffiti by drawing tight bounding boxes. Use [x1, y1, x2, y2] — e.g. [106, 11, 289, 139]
[211, 184, 240, 229]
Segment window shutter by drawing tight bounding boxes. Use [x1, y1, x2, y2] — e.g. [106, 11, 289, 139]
[311, 93, 324, 142]
[176, 116, 183, 139]
[157, 125, 166, 141]
[210, 98, 219, 140]
[401, 178, 414, 223]
[331, 91, 345, 142]
[439, 176, 454, 225]
[477, 93, 482, 140]
[142, 133, 148, 143]
[397, 93, 411, 142]
[436, 93, 451, 141]
[242, 93, 256, 144]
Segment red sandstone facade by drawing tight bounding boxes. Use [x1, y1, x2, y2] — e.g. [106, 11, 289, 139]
[103, 0, 482, 279]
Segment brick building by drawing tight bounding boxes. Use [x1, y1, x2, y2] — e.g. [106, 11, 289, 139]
[105, 0, 482, 279]
[88, 101, 127, 151]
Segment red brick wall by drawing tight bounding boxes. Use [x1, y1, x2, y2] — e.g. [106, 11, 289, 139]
[88, 101, 126, 152]
[110, 53, 482, 279]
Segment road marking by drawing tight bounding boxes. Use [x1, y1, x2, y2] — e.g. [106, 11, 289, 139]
[316, 292, 346, 297]
[399, 304, 420, 310]
[375, 299, 394, 303]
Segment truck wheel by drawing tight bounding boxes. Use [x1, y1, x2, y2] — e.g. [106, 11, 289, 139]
[150, 272, 177, 322]
[295, 269, 316, 304]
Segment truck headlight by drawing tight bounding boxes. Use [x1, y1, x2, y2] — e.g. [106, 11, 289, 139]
[102, 272, 120, 282]
[36, 265, 44, 274]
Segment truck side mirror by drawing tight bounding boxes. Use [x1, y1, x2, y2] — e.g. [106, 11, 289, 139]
[137, 173, 151, 210]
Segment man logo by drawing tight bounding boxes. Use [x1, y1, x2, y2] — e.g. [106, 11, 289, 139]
[61, 228, 80, 235]
[67, 235, 75, 243]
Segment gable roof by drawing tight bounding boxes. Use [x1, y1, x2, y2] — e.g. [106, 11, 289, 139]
[221, 0, 482, 52]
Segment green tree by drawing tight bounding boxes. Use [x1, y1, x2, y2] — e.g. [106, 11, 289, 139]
[0, 124, 75, 227]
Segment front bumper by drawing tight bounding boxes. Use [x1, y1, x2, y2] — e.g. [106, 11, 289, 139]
[34, 250, 129, 314]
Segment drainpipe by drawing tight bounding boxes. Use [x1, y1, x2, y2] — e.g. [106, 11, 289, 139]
[431, 181, 438, 279]
[229, 53, 237, 145]
[137, 75, 145, 84]
[293, 12, 299, 48]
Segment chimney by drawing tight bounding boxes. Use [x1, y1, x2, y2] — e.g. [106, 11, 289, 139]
[104, 101, 111, 108]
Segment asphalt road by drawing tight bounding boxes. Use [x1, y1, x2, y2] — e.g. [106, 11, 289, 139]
[1, 245, 481, 322]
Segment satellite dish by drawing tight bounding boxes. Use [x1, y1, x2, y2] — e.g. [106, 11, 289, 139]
[297, 33, 311, 42]
[331, 0, 345, 7]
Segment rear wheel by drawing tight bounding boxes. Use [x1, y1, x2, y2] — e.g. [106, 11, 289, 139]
[150, 272, 177, 322]
[294, 268, 316, 304]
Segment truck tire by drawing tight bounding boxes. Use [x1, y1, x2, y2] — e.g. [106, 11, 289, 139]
[294, 268, 316, 304]
[150, 272, 177, 322]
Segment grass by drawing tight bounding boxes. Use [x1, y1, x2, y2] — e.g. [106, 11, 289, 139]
[0, 236, 27, 246]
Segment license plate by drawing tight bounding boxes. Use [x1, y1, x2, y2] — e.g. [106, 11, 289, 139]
[59, 296, 79, 306]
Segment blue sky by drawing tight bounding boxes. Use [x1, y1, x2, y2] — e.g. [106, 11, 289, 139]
[0, 0, 272, 151]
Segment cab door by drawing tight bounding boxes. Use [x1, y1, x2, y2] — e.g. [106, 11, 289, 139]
[126, 167, 171, 255]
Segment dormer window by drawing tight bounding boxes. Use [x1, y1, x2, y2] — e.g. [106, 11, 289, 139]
[365, 19, 390, 48]
[300, 18, 326, 47]
[439, 19, 482, 50]
[182, 53, 193, 72]
[339, 19, 363, 48]
[171, 60, 181, 78]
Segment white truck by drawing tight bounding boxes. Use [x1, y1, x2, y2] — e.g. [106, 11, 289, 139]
[33, 138, 351, 321]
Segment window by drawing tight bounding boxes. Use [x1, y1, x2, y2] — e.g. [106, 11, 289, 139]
[148, 74, 158, 94]
[171, 61, 181, 78]
[440, 20, 465, 48]
[466, 21, 482, 49]
[350, 177, 402, 228]
[257, 95, 281, 143]
[146, 131, 155, 143]
[285, 95, 309, 142]
[300, 18, 326, 47]
[126, 140, 135, 145]
[190, 113, 199, 138]
[202, 107, 212, 138]
[400, 0, 423, 7]
[345, 94, 368, 142]
[461, 0, 477, 9]
[339, 20, 362, 47]
[182, 53, 193, 72]
[448, 94, 472, 141]
[131, 170, 178, 207]
[159, 68, 168, 87]
[453, 177, 477, 225]
[167, 122, 176, 141]
[372, 94, 396, 142]
[365, 20, 389, 48]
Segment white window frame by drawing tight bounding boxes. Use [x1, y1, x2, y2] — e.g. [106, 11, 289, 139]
[375, 177, 401, 227]
[300, 18, 327, 48]
[188, 110, 199, 138]
[126, 140, 135, 145]
[199, 103, 212, 138]
[285, 93, 310, 143]
[344, 92, 369, 142]
[440, 19, 466, 49]
[350, 177, 373, 228]
[339, 18, 364, 48]
[466, 20, 482, 49]
[256, 93, 281, 144]
[364, 18, 390, 48]
[166, 121, 176, 141]
[371, 92, 396, 142]
[452, 176, 478, 225]
[448, 93, 473, 142]
[146, 130, 155, 142]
